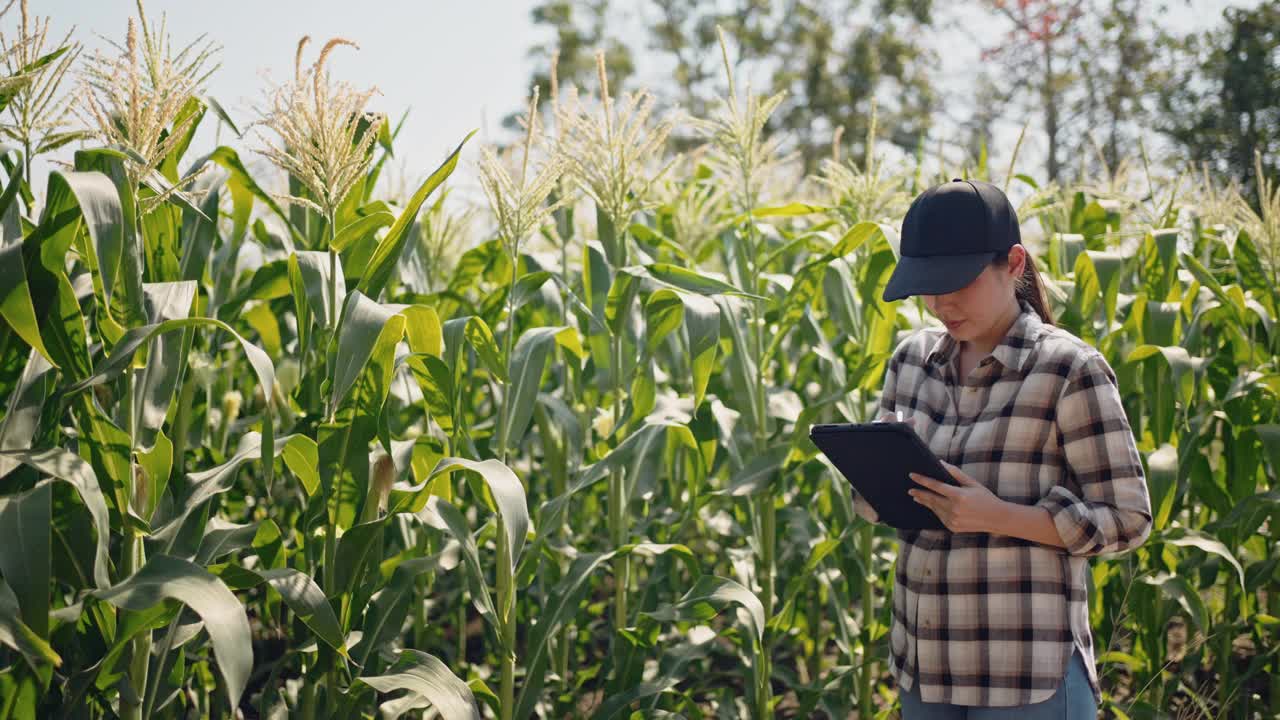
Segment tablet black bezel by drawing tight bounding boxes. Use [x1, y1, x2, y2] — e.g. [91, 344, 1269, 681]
[808, 421, 957, 531]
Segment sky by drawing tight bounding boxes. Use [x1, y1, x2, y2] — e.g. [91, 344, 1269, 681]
[26, 0, 1261, 210]
[34, 0, 544, 201]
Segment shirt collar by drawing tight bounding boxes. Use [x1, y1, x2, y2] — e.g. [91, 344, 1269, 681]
[926, 300, 1042, 373]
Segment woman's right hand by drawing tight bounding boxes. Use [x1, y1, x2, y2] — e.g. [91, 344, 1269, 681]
[852, 413, 919, 524]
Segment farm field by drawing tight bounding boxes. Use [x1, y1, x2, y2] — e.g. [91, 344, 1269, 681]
[1, 2, 1279, 718]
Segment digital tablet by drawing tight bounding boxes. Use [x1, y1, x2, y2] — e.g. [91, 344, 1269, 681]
[808, 421, 957, 531]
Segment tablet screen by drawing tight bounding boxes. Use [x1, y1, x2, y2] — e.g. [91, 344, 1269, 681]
[809, 422, 955, 530]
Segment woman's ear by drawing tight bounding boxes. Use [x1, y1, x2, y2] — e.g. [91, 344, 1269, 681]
[1008, 244, 1028, 279]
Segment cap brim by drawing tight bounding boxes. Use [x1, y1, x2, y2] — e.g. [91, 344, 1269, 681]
[881, 251, 996, 302]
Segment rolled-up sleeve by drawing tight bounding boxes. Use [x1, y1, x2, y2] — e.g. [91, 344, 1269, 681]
[1039, 352, 1152, 556]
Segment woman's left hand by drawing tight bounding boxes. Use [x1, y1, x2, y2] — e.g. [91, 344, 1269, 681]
[908, 461, 1008, 534]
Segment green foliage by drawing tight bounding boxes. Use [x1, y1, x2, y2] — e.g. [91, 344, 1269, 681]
[1154, 1, 1280, 200]
[0, 6, 1277, 720]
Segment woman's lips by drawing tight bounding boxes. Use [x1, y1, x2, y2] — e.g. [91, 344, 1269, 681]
[943, 319, 965, 331]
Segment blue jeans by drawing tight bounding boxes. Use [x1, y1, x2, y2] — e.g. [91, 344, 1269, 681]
[899, 650, 1098, 719]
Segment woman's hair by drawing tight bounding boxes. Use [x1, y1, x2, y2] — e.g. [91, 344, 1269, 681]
[993, 246, 1055, 326]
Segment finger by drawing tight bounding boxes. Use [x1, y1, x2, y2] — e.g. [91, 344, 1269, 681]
[939, 461, 979, 486]
[908, 487, 946, 507]
[911, 486, 952, 515]
[909, 473, 959, 496]
[853, 494, 879, 523]
[908, 489, 929, 508]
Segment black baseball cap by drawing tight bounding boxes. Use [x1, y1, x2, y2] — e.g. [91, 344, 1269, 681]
[882, 178, 1021, 302]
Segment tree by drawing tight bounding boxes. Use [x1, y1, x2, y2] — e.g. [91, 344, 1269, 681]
[521, 0, 937, 172]
[646, 0, 772, 120]
[513, 1, 635, 132]
[1079, 0, 1155, 173]
[767, 0, 936, 173]
[1154, 1, 1280, 201]
[978, 0, 1089, 183]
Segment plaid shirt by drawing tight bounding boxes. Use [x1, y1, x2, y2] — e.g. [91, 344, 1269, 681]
[868, 301, 1152, 707]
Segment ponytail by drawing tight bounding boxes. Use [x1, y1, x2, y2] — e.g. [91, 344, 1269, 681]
[996, 247, 1054, 326]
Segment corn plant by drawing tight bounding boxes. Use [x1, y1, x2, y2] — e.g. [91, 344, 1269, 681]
[1, 4, 1279, 719]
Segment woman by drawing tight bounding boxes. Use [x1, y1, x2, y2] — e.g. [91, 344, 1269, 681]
[855, 178, 1153, 718]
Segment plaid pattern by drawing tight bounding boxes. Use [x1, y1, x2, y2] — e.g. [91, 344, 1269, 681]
[870, 301, 1152, 707]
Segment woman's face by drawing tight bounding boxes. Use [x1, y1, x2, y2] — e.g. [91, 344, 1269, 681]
[920, 244, 1026, 344]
